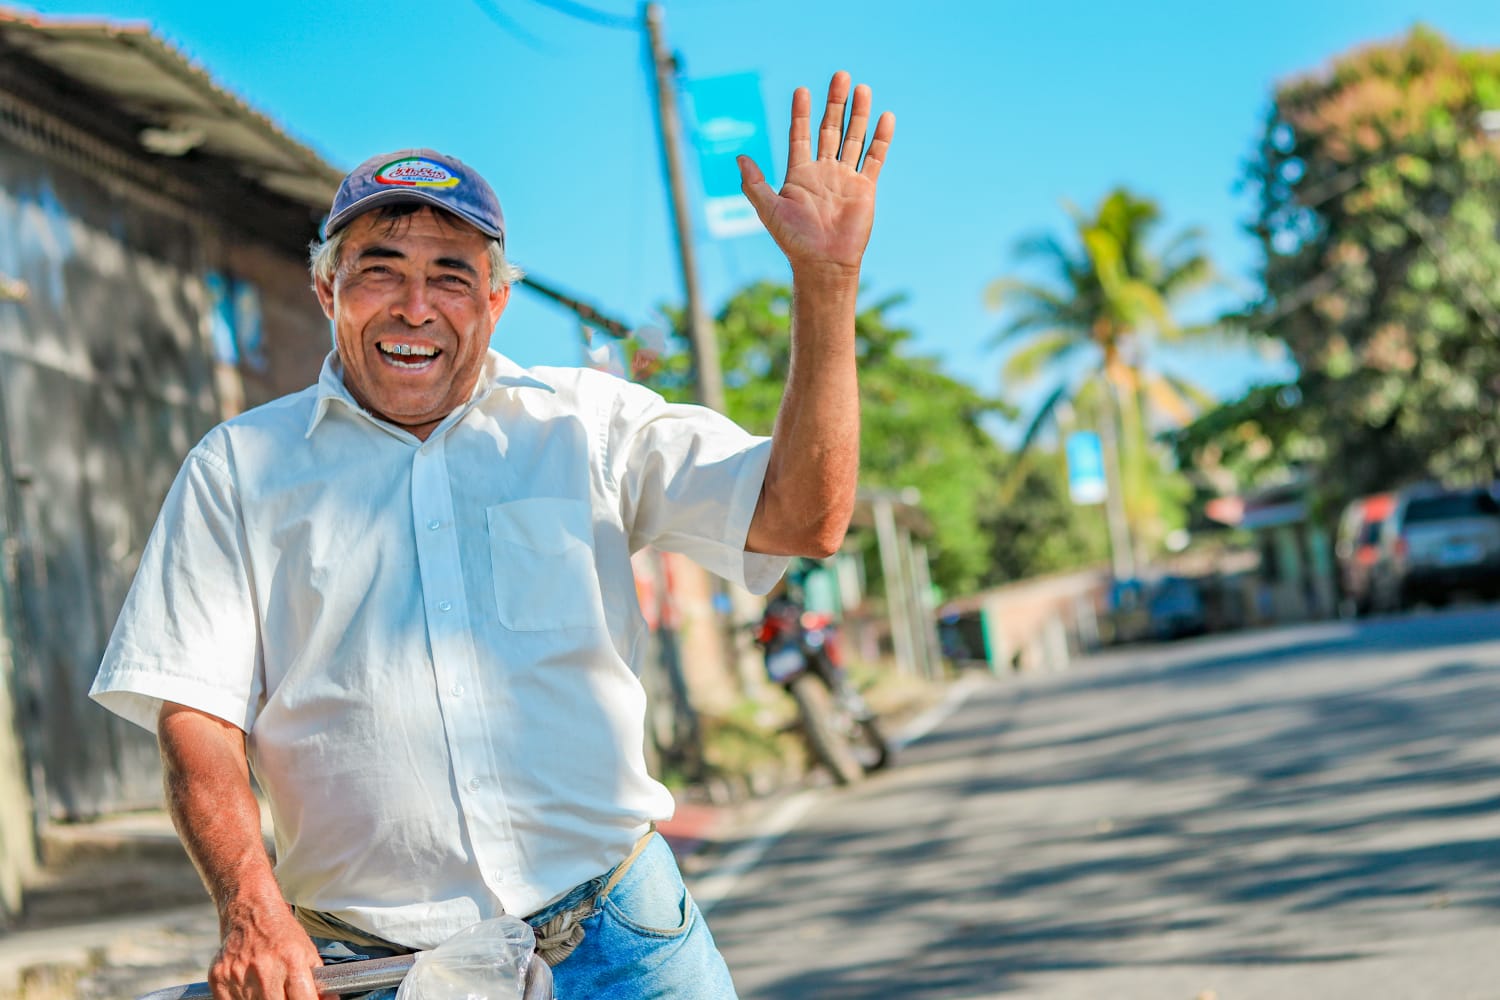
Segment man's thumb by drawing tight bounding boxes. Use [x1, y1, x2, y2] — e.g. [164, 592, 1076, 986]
[737, 156, 776, 220]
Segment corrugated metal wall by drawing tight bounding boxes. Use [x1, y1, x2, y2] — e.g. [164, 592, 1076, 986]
[0, 132, 220, 818]
[0, 90, 327, 820]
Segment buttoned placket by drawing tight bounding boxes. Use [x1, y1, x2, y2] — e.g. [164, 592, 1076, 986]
[408, 430, 526, 903]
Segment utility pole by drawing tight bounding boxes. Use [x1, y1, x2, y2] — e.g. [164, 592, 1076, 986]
[641, 3, 765, 696]
[643, 2, 725, 413]
[1097, 383, 1136, 581]
[872, 493, 918, 676]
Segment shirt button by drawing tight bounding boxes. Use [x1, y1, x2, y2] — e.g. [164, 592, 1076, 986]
[427, 519, 441, 531]
[493, 871, 505, 883]
[468, 778, 481, 792]
[438, 600, 453, 612]
[451, 684, 464, 697]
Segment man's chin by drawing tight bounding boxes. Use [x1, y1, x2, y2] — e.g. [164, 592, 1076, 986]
[362, 393, 447, 428]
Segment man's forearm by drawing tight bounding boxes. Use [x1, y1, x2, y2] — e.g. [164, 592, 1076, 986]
[736, 73, 891, 558]
[748, 265, 861, 557]
[159, 703, 324, 999]
[158, 704, 284, 931]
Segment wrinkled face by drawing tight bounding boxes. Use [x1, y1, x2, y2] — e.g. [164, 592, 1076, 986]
[315, 207, 510, 440]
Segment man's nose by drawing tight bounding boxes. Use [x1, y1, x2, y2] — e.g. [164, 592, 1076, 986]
[391, 282, 437, 325]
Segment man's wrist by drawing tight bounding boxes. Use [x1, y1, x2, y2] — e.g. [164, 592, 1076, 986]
[789, 258, 862, 292]
[216, 867, 289, 926]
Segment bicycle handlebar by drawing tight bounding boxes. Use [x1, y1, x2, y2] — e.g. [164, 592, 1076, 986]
[136, 952, 420, 1000]
[136, 948, 555, 1000]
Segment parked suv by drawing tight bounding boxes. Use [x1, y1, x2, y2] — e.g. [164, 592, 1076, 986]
[1372, 485, 1500, 611]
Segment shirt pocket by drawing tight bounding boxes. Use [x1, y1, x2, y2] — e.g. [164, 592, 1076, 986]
[485, 498, 604, 631]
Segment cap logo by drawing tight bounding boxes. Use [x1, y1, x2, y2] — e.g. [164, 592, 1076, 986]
[374, 157, 461, 189]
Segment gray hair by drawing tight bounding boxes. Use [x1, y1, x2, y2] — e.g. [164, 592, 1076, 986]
[308, 212, 524, 293]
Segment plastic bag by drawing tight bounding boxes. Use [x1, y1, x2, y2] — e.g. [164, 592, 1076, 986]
[396, 915, 550, 1000]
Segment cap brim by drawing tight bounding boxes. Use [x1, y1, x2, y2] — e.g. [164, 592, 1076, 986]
[323, 188, 504, 240]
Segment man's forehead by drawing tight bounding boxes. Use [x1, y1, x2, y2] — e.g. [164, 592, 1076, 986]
[344, 205, 488, 245]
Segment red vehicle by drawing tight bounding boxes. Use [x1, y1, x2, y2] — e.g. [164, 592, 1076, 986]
[1335, 492, 1396, 616]
[754, 596, 891, 785]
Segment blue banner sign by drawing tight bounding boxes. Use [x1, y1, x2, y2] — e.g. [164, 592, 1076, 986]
[684, 72, 773, 239]
[1066, 431, 1108, 505]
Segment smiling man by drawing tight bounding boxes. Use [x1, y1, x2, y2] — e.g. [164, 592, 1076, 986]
[91, 73, 893, 1000]
[318, 207, 509, 436]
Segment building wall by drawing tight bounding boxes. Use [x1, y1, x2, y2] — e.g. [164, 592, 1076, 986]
[0, 133, 216, 822]
[0, 517, 34, 927]
[219, 237, 333, 410]
[961, 568, 1109, 672]
[0, 91, 328, 846]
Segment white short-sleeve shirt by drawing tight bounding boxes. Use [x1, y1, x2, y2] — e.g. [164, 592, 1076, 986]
[91, 350, 786, 949]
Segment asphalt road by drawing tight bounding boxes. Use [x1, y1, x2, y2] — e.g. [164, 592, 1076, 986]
[701, 608, 1500, 1000]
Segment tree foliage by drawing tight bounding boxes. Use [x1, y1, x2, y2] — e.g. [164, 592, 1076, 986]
[984, 450, 1110, 583]
[646, 281, 1100, 594]
[1170, 382, 1320, 496]
[1244, 26, 1500, 499]
[987, 188, 1216, 560]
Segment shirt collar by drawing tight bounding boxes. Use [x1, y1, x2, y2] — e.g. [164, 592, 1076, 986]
[304, 349, 556, 439]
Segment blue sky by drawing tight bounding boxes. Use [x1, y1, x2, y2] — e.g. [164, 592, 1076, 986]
[19, 0, 1500, 427]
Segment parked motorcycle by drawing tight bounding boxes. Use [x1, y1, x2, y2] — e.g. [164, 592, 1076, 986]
[753, 596, 891, 785]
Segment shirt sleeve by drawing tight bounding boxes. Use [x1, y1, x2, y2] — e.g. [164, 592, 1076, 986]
[90, 442, 262, 735]
[606, 378, 788, 596]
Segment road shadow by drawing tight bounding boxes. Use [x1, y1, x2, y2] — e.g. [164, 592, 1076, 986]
[712, 609, 1500, 997]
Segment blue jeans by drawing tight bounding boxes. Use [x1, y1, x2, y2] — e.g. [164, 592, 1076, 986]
[315, 833, 738, 1000]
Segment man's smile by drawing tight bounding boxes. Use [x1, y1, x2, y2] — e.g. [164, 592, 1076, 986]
[377, 340, 442, 370]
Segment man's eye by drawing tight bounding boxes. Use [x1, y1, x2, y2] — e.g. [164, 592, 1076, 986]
[437, 274, 472, 287]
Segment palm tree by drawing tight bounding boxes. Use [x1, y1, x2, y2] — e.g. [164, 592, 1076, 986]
[988, 188, 1216, 578]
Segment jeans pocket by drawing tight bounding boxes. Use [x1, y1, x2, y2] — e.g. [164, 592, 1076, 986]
[600, 837, 693, 938]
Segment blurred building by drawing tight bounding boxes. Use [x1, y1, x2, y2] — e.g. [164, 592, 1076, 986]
[0, 8, 339, 923]
[1205, 474, 1337, 623]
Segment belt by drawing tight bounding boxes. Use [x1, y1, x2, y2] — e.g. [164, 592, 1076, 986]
[530, 827, 655, 966]
[294, 907, 411, 954]
[294, 827, 658, 966]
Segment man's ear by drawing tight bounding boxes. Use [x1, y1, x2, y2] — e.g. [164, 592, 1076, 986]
[314, 272, 336, 321]
[488, 281, 511, 329]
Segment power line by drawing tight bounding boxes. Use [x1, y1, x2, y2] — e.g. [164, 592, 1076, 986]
[527, 0, 639, 31]
[518, 274, 633, 340]
[469, 0, 551, 51]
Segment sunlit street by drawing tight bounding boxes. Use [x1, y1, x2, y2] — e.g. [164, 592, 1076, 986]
[707, 610, 1500, 999]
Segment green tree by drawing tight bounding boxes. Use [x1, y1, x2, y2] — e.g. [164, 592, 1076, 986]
[987, 188, 1216, 574]
[648, 281, 1013, 595]
[1245, 27, 1500, 501]
[984, 449, 1110, 583]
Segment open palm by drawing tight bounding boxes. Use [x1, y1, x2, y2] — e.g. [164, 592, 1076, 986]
[739, 73, 895, 275]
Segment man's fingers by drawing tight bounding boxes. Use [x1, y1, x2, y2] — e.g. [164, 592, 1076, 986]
[786, 74, 891, 178]
[785, 87, 812, 172]
[859, 111, 896, 182]
[283, 963, 322, 1000]
[816, 71, 851, 161]
[840, 84, 872, 165]
[738, 155, 778, 221]
[524, 956, 556, 1000]
[738, 154, 768, 192]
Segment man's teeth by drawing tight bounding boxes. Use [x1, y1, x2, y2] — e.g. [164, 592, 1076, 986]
[380, 343, 437, 357]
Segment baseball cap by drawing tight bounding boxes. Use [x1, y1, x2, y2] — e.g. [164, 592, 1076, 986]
[324, 149, 505, 243]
